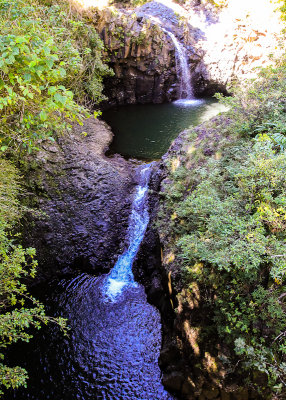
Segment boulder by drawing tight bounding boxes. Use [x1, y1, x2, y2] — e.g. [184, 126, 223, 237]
[23, 118, 135, 279]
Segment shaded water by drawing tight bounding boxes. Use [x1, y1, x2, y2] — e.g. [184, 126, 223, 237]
[103, 99, 226, 160]
[7, 274, 172, 400]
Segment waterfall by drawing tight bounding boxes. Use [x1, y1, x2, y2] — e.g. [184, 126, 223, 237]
[164, 30, 193, 99]
[102, 163, 153, 301]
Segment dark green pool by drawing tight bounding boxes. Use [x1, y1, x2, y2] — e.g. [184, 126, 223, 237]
[103, 98, 226, 160]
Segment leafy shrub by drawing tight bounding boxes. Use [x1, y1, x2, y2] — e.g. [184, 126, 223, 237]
[0, 0, 111, 153]
[159, 58, 286, 396]
[0, 0, 113, 394]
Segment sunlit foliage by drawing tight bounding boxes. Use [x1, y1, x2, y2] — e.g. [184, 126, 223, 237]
[159, 59, 286, 396]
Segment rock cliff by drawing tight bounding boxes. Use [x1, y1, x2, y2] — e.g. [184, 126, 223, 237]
[192, 0, 283, 95]
[23, 118, 135, 279]
[89, 2, 204, 105]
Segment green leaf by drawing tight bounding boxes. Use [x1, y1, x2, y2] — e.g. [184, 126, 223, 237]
[23, 73, 31, 82]
[28, 60, 37, 68]
[58, 67, 66, 77]
[15, 36, 28, 44]
[42, 46, 50, 56]
[47, 86, 57, 95]
[39, 110, 47, 122]
[46, 58, 54, 69]
[54, 93, 66, 105]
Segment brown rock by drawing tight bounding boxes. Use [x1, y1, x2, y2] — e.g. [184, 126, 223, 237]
[162, 372, 184, 392]
[203, 387, 220, 399]
[220, 390, 231, 400]
[233, 389, 248, 400]
[182, 378, 196, 396]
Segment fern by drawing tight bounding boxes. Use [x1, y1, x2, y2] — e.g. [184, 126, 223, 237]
[270, 132, 286, 150]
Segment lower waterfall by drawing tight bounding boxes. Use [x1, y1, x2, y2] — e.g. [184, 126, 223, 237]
[103, 163, 153, 301]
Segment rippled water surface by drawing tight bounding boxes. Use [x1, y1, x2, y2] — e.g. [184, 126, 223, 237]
[8, 274, 173, 400]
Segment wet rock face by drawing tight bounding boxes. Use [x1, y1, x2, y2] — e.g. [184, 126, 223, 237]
[132, 165, 174, 316]
[24, 118, 135, 279]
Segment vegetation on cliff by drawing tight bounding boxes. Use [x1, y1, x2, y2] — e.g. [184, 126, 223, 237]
[0, 159, 68, 394]
[0, 0, 111, 154]
[0, 0, 110, 394]
[158, 56, 286, 396]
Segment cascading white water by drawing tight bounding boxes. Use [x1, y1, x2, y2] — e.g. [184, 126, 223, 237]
[164, 30, 204, 106]
[164, 30, 193, 99]
[103, 163, 153, 301]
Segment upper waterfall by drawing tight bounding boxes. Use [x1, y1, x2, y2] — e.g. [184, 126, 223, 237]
[164, 29, 193, 99]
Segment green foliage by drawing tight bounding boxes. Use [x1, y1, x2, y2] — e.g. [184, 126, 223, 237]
[202, 0, 228, 8]
[215, 61, 286, 139]
[131, 31, 148, 45]
[111, 0, 148, 7]
[0, 0, 111, 153]
[278, 0, 286, 22]
[159, 58, 286, 396]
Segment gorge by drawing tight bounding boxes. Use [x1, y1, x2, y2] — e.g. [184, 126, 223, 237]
[2, 1, 286, 400]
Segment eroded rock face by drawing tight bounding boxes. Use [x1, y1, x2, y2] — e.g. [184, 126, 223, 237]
[91, 3, 204, 106]
[24, 118, 135, 279]
[95, 7, 177, 105]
